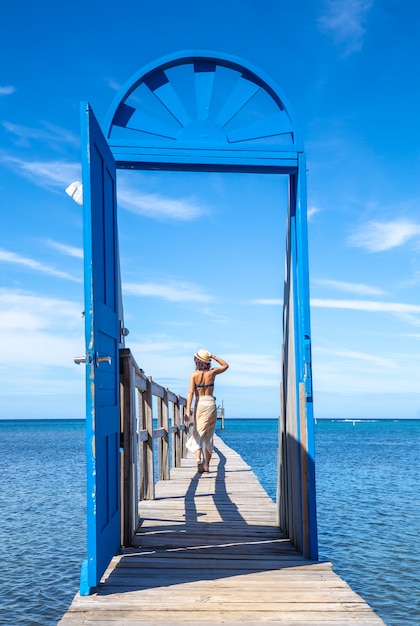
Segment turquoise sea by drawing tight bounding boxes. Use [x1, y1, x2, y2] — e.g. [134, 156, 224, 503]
[0, 418, 418, 625]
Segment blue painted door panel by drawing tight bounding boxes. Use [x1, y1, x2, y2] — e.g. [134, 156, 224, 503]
[80, 102, 120, 594]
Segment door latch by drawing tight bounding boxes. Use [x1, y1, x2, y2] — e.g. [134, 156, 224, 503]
[74, 353, 111, 366]
[96, 355, 112, 366]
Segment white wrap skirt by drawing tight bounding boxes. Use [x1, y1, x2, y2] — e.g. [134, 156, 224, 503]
[187, 395, 217, 455]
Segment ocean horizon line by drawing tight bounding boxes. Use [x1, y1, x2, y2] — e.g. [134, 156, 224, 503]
[1, 416, 420, 423]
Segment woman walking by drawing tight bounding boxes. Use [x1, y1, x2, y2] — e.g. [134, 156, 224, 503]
[185, 349, 229, 473]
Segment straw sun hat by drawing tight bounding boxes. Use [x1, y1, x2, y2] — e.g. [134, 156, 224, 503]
[194, 349, 212, 363]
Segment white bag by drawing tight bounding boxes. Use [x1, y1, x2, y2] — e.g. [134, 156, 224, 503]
[186, 430, 201, 453]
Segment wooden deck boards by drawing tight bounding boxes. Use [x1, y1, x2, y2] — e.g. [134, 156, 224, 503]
[58, 435, 384, 625]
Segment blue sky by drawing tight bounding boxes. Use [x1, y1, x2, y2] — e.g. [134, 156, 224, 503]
[1, 0, 420, 420]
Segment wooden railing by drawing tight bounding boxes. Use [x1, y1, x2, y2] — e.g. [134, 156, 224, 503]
[119, 348, 189, 546]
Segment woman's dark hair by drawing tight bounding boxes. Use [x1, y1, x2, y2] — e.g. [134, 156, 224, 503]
[194, 357, 211, 371]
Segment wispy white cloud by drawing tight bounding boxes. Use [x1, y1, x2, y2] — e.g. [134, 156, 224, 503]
[118, 175, 208, 221]
[205, 352, 281, 389]
[2, 121, 79, 149]
[125, 340, 281, 387]
[251, 298, 282, 306]
[307, 206, 321, 220]
[2, 152, 207, 221]
[227, 352, 280, 376]
[0, 86, 16, 95]
[0, 289, 85, 417]
[199, 307, 231, 325]
[318, 0, 373, 54]
[313, 278, 386, 296]
[0, 289, 82, 332]
[0, 153, 81, 190]
[312, 344, 420, 395]
[0, 248, 82, 282]
[0, 250, 83, 413]
[252, 294, 420, 323]
[313, 360, 419, 395]
[316, 346, 397, 368]
[0, 290, 83, 365]
[311, 298, 420, 314]
[121, 337, 204, 391]
[349, 219, 420, 252]
[105, 77, 121, 91]
[123, 280, 214, 302]
[47, 240, 83, 259]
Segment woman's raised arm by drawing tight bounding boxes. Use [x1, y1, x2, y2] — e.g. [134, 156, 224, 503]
[211, 354, 229, 374]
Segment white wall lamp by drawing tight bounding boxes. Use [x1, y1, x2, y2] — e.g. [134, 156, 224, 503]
[65, 181, 83, 205]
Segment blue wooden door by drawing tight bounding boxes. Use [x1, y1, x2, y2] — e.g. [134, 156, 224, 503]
[80, 103, 120, 595]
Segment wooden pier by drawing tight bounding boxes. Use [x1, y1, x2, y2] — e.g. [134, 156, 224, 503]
[59, 435, 384, 625]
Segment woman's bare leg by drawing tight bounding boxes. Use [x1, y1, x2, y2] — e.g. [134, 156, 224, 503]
[196, 449, 204, 473]
[204, 449, 211, 472]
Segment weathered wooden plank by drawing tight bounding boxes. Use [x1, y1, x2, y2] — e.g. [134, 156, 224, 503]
[68, 599, 379, 612]
[93, 581, 354, 593]
[58, 620, 382, 626]
[67, 585, 374, 604]
[59, 435, 384, 625]
[59, 607, 383, 626]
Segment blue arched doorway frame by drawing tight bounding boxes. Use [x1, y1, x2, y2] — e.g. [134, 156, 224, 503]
[80, 50, 317, 594]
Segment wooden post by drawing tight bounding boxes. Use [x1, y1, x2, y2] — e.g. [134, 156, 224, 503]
[119, 350, 139, 547]
[138, 385, 146, 501]
[157, 389, 170, 480]
[140, 376, 155, 500]
[181, 404, 188, 457]
[157, 396, 163, 481]
[171, 396, 181, 467]
[173, 399, 181, 468]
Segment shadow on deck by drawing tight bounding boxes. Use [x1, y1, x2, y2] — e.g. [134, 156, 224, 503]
[58, 436, 385, 624]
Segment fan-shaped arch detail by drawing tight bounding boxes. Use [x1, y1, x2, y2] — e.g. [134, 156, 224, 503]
[104, 51, 302, 171]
